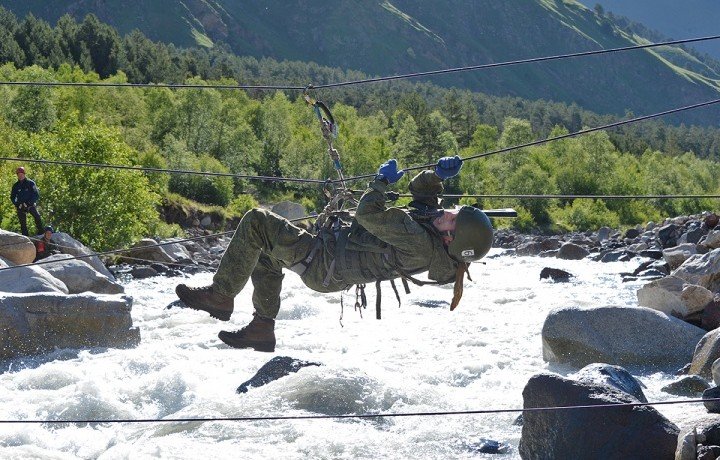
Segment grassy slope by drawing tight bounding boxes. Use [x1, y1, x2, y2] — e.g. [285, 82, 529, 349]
[581, 0, 720, 60]
[1, 0, 719, 123]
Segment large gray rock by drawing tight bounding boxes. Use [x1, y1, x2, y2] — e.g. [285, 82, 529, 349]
[41, 254, 124, 295]
[574, 363, 647, 402]
[124, 238, 176, 264]
[0, 229, 35, 265]
[556, 242, 590, 260]
[637, 276, 714, 318]
[0, 293, 139, 359]
[51, 232, 114, 280]
[519, 372, 678, 460]
[675, 417, 720, 460]
[271, 201, 306, 220]
[542, 305, 706, 369]
[663, 243, 698, 270]
[672, 249, 720, 292]
[705, 230, 720, 249]
[0, 256, 68, 294]
[158, 239, 193, 262]
[690, 329, 720, 379]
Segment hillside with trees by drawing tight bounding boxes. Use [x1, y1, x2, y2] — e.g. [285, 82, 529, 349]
[0, 8, 719, 251]
[2, 0, 720, 125]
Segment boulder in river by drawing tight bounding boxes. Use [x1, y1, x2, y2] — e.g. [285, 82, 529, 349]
[271, 201, 307, 220]
[40, 254, 124, 294]
[672, 249, 720, 292]
[542, 305, 706, 369]
[690, 329, 720, 379]
[663, 243, 698, 270]
[51, 232, 115, 280]
[237, 356, 321, 393]
[637, 276, 714, 318]
[519, 372, 678, 460]
[556, 242, 589, 260]
[0, 293, 140, 360]
[0, 229, 35, 265]
[539, 267, 573, 283]
[0, 256, 69, 294]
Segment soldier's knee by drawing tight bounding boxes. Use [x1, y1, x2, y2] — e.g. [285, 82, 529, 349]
[242, 208, 268, 225]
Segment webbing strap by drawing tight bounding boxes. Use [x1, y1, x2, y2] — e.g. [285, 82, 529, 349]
[375, 281, 382, 320]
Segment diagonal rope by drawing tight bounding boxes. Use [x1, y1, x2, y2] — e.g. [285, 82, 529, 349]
[2, 35, 719, 91]
[0, 214, 317, 273]
[0, 156, 326, 185]
[0, 397, 715, 424]
[341, 97, 720, 182]
[384, 193, 720, 200]
[312, 34, 720, 89]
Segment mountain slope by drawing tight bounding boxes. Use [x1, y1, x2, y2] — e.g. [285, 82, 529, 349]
[2, 0, 720, 123]
[579, 0, 720, 60]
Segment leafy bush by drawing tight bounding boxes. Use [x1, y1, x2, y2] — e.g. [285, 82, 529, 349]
[227, 194, 259, 217]
[553, 199, 620, 231]
[167, 147, 234, 206]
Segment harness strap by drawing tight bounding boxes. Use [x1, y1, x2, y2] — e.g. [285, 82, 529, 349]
[375, 281, 382, 320]
[390, 279, 402, 307]
[289, 238, 322, 276]
[401, 278, 411, 294]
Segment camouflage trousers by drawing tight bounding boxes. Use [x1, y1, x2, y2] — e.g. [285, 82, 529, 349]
[212, 209, 315, 319]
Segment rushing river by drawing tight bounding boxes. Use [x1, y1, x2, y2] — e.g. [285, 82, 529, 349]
[0, 250, 704, 459]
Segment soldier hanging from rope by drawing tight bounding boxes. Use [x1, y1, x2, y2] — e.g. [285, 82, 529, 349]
[175, 155, 494, 352]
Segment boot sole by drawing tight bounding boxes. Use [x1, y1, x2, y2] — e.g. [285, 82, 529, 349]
[176, 285, 232, 321]
[218, 331, 275, 352]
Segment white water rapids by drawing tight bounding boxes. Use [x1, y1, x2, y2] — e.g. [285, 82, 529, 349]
[0, 250, 704, 459]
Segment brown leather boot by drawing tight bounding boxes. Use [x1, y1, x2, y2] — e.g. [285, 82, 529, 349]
[218, 315, 276, 352]
[175, 283, 234, 321]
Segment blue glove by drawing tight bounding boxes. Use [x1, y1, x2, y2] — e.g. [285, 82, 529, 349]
[376, 159, 405, 184]
[435, 155, 463, 180]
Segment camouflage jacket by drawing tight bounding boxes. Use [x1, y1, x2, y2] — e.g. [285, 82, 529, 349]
[301, 170, 458, 293]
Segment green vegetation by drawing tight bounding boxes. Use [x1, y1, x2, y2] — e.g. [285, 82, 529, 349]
[0, 7, 719, 250]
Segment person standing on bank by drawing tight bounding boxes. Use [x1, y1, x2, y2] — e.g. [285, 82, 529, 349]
[175, 156, 494, 352]
[10, 166, 44, 236]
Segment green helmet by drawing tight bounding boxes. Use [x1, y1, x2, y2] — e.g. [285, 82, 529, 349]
[447, 206, 494, 263]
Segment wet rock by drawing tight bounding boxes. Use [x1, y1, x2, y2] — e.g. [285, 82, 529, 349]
[703, 386, 720, 413]
[130, 266, 158, 279]
[0, 293, 139, 359]
[705, 230, 720, 250]
[470, 439, 510, 454]
[557, 242, 589, 260]
[672, 249, 720, 292]
[0, 229, 35, 265]
[706, 214, 720, 229]
[539, 267, 573, 283]
[638, 249, 664, 260]
[661, 375, 710, 396]
[658, 223, 683, 248]
[41, 254, 124, 295]
[697, 444, 720, 460]
[635, 269, 666, 280]
[600, 250, 633, 263]
[703, 297, 720, 331]
[237, 356, 321, 393]
[542, 305, 706, 369]
[574, 363, 647, 402]
[663, 243, 698, 270]
[624, 228, 641, 239]
[519, 372, 678, 460]
[691, 330, 720, 379]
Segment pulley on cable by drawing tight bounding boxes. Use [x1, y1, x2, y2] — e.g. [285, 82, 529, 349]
[303, 85, 357, 227]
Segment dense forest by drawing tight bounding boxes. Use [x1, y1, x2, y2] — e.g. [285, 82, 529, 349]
[0, 8, 719, 250]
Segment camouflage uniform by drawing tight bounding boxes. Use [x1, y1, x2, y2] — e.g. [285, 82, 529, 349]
[212, 170, 458, 319]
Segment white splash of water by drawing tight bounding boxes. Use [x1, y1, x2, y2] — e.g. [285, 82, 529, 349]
[0, 251, 703, 458]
